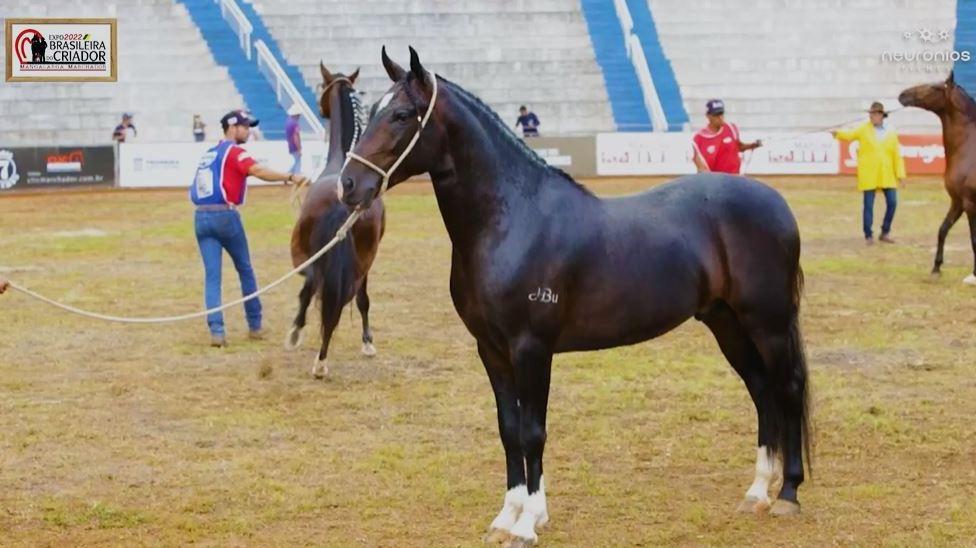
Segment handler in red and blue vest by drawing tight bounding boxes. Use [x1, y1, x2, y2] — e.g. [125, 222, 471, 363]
[190, 110, 309, 347]
[692, 99, 762, 174]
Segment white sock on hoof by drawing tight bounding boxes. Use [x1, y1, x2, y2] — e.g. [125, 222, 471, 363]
[745, 446, 775, 502]
[284, 326, 304, 350]
[509, 478, 548, 541]
[964, 273, 976, 286]
[489, 484, 527, 532]
[361, 341, 377, 356]
[311, 357, 328, 378]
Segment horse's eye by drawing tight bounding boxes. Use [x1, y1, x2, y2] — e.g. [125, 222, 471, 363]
[393, 109, 413, 122]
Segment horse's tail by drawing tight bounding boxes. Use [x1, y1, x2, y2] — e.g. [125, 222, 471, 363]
[310, 203, 358, 328]
[771, 264, 812, 477]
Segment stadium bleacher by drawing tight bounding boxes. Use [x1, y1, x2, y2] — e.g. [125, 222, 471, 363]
[252, 0, 617, 136]
[647, 0, 957, 133]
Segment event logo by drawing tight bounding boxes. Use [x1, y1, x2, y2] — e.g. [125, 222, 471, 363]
[0, 150, 20, 190]
[5, 19, 117, 82]
[881, 28, 970, 73]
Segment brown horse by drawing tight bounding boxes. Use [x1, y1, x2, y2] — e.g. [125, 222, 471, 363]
[899, 72, 976, 285]
[286, 63, 386, 378]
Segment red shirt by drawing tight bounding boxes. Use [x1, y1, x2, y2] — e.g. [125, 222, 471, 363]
[220, 142, 256, 205]
[692, 123, 742, 174]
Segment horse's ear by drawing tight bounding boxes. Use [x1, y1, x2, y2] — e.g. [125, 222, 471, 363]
[320, 61, 334, 84]
[947, 70, 956, 86]
[381, 46, 406, 82]
[408, 46, 431, 88]
[349, 67, 360, 85]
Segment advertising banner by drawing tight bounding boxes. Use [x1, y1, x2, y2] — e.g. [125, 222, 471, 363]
[119, 140, 328, 188]
[524, 136, 597, 177]
[840, 134, 945, 175]
[0, 146, 115, 192]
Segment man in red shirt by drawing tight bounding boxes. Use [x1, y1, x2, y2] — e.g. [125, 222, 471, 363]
[692, 99, 762, 174]
[190, 109, 309, 347]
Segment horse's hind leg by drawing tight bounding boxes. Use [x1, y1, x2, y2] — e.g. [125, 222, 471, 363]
[742, 316, 809, 517]
[285, 271, 315, 350]
[933, 201, 963, 276]
[965, 210, 976, 286]
[357, 275, 376, 356]
[700, 302, 780, 514]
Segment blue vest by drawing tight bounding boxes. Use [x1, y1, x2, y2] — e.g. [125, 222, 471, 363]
[189, 141, 233, 205]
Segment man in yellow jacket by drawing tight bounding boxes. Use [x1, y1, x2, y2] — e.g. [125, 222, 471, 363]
[832, 102, 907, 245]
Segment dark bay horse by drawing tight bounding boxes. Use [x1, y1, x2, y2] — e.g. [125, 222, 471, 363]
[899, 72, 976, 285]
[338, 47, 811, 545]
[287, 63, 386, 378]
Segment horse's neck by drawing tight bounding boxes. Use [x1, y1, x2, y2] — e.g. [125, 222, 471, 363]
[942, 108, 976, 156]
[428, 106, 590, 252]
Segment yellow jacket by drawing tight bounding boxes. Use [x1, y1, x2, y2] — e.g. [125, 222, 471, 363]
[835, 121, 906, 191]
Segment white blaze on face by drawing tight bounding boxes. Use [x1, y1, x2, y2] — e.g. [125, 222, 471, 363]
[377, 92, 394, 112]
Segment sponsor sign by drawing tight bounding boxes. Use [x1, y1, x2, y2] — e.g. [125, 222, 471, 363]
[596, 133, 696, 176]
[5, 18, 117, 82]
[119, 140, 327, 188]
[0, 146, 114, 191]
[840, 134, 945, 175]
[738, 132, 839, 175]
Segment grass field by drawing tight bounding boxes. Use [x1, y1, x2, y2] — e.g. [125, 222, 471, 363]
[1, 175, 975, 546]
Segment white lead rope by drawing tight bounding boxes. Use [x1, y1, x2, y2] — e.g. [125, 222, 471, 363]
[7, 209, 363, 324]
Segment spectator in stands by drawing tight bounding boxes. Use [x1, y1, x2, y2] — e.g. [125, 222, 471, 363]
[831, 102, 906, 245]
[189, 109, 310, 347]
[192, 114, 206, 142]
[515, 105, 540, 137]
[692, 99, 761, 174]
[112, 113, 137, 143]
[285, 104, 302, 175]
[0, 278, 9, 294]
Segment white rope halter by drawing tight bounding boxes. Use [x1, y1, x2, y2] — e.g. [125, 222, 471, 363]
[342, 72, 438, 198]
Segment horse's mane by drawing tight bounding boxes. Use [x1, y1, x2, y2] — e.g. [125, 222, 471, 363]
[406, 73, 592, 196]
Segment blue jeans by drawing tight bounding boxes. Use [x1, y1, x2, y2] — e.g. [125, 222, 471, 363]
[863, 188, 897, 239]
[289, 151, 302, 174]
[194, 209, 262, 335]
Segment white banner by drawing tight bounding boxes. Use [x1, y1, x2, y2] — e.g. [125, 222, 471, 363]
[119, 140, 327, 188]
[5, 19, 117, 82]
[739, 132, 839, 175]
[596, 133, 696, 176]
[596, 132, 840, 176]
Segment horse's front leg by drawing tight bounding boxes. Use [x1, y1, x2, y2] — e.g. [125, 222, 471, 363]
[477, 341, 526, 544]
[933, 202, 963, 276]
[507, 337, 553, 547]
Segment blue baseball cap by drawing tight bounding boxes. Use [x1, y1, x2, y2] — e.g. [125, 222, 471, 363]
[706, 99, 725, 115]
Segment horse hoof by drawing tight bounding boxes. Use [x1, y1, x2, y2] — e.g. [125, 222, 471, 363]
[930, 270, 941, 279]
[284, 326, 304, 350]
[484, 528, 512, 544]
[311, 358, 328, 379]
[736, 496, 770, 514]
[769, 499, 801, 517]
[361, 342, 377, 357]
[963, 274, 976, 286]
[503, 537, 536, 548]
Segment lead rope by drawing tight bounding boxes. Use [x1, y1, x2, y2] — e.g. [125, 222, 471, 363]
[7, 209, 363, 323]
